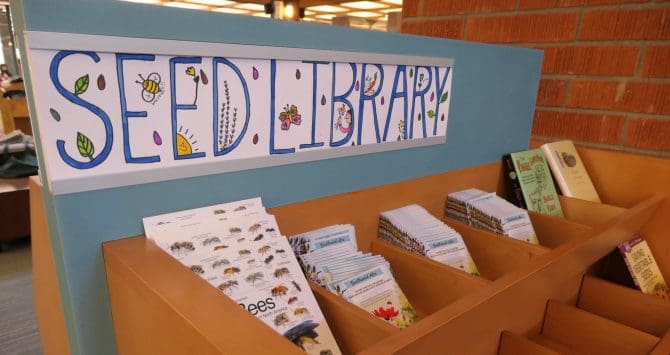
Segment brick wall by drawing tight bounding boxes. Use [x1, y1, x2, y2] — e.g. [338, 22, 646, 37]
[402, 0, 670, 156]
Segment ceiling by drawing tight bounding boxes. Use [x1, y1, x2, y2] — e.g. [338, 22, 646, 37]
[120, 0, 402, 30]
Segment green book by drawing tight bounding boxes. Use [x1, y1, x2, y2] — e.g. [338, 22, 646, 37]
[505, 149, 564, 218]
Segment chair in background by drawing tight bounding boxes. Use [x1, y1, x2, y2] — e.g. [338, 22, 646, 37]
[0, 86, 31, 135]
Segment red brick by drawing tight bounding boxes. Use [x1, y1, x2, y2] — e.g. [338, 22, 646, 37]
[465, 12, 579, 43]
[643, 46, 670, 78]
[567, 80, 670, 115]
[541, 45, 640, 75]
[625, 118, 670, 151]
[403, 0, 419, 17]
[580, 8, 670, 40]
[532, 110, 625, 144]
[519, 0, 648, 10]
[423, 0, 515, 16]
[537, 79, 568, 107]
[401, 19, 465, 39]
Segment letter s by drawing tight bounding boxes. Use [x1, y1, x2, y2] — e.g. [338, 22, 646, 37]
[50, 51, 113, 169]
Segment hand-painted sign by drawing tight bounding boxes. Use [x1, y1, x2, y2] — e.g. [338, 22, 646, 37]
[26, 32, 454, 194]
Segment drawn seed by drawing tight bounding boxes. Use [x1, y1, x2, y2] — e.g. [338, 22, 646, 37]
[355, 81, 360, 91]
[320, 94, 326, 106]
[440, 113, 445, 122]
[397, 135, 401, 141]
[200, 69, 208, 85]
[295, 69, 301, 79]
[49, 108, 61, 122]
[418, 113, 422, 121]
[409, 68, 414, 78]
[97, 74, 106, 91]
[351, 141, 355, 146]
[430, 92, 435, 102]
[252, 67, 259, 80]
[253, 133, 259, 145]
[153, 131, 162, 145]
[381, 96, 385, 105]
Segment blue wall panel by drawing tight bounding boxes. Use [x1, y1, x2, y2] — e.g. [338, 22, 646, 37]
[14, 1, 542, 353]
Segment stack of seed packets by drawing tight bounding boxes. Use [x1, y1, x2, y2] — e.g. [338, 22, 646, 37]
[143, 198, 342, 355]
[379, 204, 479, 275]
[288, 225, 417, 329]
[445, 188, 489, 224]
[461, 191, 539, 245]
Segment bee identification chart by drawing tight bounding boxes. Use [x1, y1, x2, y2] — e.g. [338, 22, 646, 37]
[25, 31, 453, 195]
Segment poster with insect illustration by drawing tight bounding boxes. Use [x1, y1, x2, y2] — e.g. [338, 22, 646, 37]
[25, 32, 454, 194]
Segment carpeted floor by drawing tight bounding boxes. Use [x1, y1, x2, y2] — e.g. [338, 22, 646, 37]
[0, 238, 42, 355]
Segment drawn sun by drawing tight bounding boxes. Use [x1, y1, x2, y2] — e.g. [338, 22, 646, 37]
[176, 126, 199, 156]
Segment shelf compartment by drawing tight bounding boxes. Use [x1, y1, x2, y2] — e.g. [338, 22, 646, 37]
[537, 300, 659, 355]
[498, 331, 560, 355]
[578, 275, 670, 337]
[528, 212, 591, 248]
[103, 236, 399, 355]
[371, 239, 490, 317]
[558, 195, 626, 227]
[445, 218, 550, 280]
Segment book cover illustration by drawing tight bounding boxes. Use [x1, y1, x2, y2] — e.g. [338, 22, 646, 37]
[509, 149, 564, 218]
[619, 236, 670, 301]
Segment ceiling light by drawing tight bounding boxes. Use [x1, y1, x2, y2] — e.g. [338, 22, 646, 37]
[347, 11, 383, 18]
[185, 0, 236, 5]
[165, 2, 209, 10]
[284, 3, 295, 18]
[120, 0, 161, 4]
[381, 0, 402, 5]
[341, 1, 389, 10]
[253, 12, 271, 17]
[315, 13, 336, 20]
[211, 7, 249, 14]
[308, 5, 347, 13]
[304, 10, 315, 15]
[380, 8, 400, 13]
[234, 3, 265, 11]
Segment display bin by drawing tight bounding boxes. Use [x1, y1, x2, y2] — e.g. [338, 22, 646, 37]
[94, 145, 670, 354]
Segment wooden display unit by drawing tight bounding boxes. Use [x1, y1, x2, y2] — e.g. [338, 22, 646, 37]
[101, 145, 670, 354]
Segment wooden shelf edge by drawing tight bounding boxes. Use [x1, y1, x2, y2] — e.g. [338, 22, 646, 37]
[558, 195, 627, 227]
[649, 330, 670, 355]
[578, 275, 670, 337]
[528, 211, 591, 248]
[499, 331, 561, 355]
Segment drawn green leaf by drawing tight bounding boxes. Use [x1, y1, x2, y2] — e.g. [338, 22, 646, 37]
[427, 110, 436, 118]
[439, 91, 449, 103]
[74, 74, 89, 96]
[76, 132, 95, 160]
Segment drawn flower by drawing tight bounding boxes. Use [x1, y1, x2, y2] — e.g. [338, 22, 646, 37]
[372, 306, 398, 321]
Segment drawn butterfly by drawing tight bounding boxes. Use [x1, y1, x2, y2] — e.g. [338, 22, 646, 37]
[278, 104, 302, 131]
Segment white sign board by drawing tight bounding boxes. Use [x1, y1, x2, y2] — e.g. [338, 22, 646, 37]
[25, 32, 454, 194]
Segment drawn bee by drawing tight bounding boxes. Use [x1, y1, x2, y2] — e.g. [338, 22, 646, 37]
[211, 259, 230, 268]
[239, 249, 251, 256]
[218, 280, 238, 293]
[293, 307, 309, 316]
[271, 285, 289, 297]
[229, 227, 242, 234]
[237, 238, 246, 243]
[292, 280, 302, 292]
[248, 223, 262, 233]
[247, 259, 255, 264]
[245, 272, 264, 283]
[202, 237, 221, 246]
[275, 249, 286, 254]
[189, 265, 204, 274]
[274, 267, 290, 279]
[213, 209, 225, 215]
[223, 267, 240, 275]
[170, 241, 195, 255]
[213, 245, 229, 251]
[266, 227, 276, 233]
[258, 245, 272, 255]
[234, 206, 247, 212]
[136, 72, 162, 103]
[287, 296, 299, 305]
[264, 255, 274, 264]
[274, 313, 290, 327]
[253, 234, 264, 242]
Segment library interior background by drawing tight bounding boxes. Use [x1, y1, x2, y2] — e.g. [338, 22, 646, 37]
[0, 0, 669, 354]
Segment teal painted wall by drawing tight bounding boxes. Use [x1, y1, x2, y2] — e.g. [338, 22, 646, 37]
[13, 1, 542, 353]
